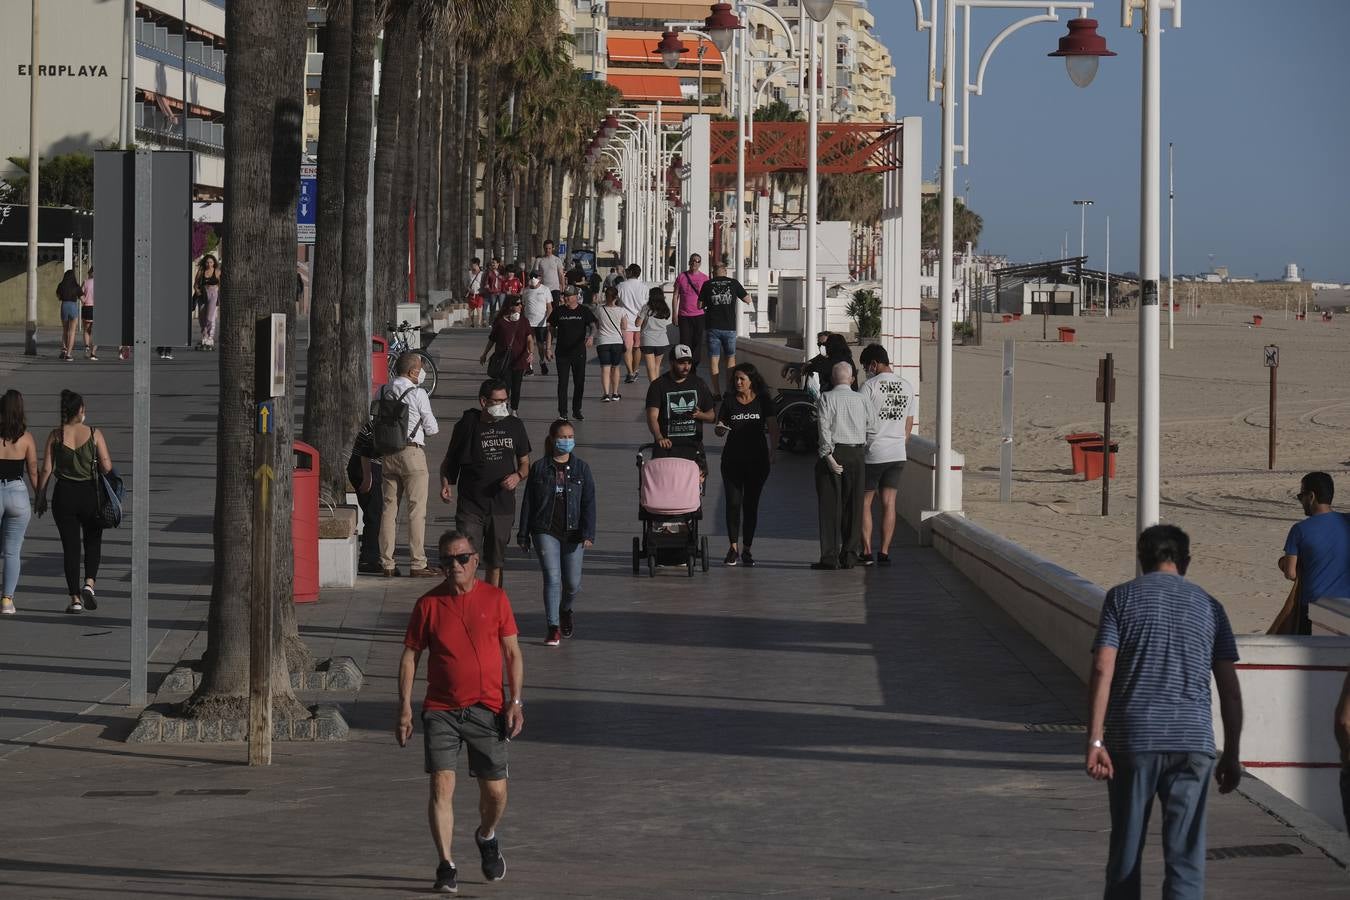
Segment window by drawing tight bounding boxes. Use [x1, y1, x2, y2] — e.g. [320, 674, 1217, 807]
[573, 28, 599, 55]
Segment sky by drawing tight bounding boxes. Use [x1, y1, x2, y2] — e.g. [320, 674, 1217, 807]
[869, 0, 1350, 282]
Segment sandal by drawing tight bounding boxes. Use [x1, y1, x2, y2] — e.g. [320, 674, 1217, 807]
[65, 600, 84, 614]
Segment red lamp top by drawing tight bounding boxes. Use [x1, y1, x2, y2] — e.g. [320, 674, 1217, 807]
[1047, 18, 1116, 58]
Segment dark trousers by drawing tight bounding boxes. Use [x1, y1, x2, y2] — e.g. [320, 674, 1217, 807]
[722, 457, 768, 546]
[1342, 766, 1350, 834]
[532, 326, 549, 373]
[678, 315, 706, 367]
[556, 352, 586, 416]
[52, 478, 103, 596]
[815, 443, 865, 566]
[348, 457, 383, 566]
[506, 368, 524, 410]
[1105, 751, 1213, 900]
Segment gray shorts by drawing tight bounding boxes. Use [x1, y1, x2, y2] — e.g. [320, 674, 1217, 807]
[456, 511, 514, 570]
[422, 706, 509, 779]
[865, 461, 904, 492]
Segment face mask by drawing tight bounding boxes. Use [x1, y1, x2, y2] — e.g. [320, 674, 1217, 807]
[486, 402, 510, 420]
[817, 343, 827, 352]
[554, 438, 575, 454]
[530, 279, 540, 287]
[416, 369, 426, 386]
[508, 312, 521, 322]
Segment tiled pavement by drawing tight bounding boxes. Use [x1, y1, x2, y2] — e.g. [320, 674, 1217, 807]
[0, 327, 1345, 897]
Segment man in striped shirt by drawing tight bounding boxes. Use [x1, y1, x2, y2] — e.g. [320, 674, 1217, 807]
[812, 361, 876, 570]
[1087, 524, 1244, 899]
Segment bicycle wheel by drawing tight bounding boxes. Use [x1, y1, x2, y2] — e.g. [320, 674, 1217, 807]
[386, 350, 399, 384]
[776, 401, 818, 454]
[415, 350, 438, 396]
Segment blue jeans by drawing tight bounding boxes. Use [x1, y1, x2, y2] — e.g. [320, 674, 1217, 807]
[1, 479, 32, 597]
[487, 292, 506, 318]
[533, 533, 584, 627]
[707, 328, 737, 358]
[1105, 751, 1214, 900]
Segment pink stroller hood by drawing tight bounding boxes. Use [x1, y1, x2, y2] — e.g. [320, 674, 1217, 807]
[640, 457, 701, 515]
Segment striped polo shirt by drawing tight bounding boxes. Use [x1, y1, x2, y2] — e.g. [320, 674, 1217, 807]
[1092, 572, 1239, 755]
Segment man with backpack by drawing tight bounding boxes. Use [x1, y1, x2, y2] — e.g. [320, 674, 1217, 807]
[374, 353, 440, 577]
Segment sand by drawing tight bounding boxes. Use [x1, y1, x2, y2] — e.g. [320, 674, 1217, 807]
[919, 303, 1350, 634]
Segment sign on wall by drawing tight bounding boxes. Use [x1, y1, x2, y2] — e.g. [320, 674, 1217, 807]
[297, 164, 316, 244]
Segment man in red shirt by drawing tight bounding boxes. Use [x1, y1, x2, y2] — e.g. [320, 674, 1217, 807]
[398, 530, 525, 894]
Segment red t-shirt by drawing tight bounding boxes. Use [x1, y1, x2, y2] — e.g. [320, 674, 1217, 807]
[489, 316, 534, 370]
[503, 274, 523, 296]
[403, 581, 519, 713]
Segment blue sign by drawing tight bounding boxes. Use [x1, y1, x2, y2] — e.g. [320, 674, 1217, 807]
[257, 400, 274, 434]
[297, 164, 317, 244]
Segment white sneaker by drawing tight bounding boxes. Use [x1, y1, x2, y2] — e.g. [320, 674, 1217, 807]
[1, 597, 15, 615]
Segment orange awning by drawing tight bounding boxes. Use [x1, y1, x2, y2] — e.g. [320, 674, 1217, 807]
[606, 73, 685, 103]
[607, 35, 722, 65]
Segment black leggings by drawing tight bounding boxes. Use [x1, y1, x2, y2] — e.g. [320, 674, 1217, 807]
[53, 478, 103, 596]
[556, 352, 586, 416]
[722, 458, 769, 546]
[506, 367, 524, 410]
[678, 315, 706, 367]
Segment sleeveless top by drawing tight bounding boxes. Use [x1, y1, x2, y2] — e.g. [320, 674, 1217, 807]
[0, 457, 24, 480]
[54, 432, 98, 482]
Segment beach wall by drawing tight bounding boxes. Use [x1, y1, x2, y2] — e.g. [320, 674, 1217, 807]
[930, 513, 1350, 832]
[901, 435, 963, 544]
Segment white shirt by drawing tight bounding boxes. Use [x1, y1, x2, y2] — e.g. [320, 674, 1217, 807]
[386, 376, 439, 445]
[522, 285, 552, 327]
[861, 370, 915, 463]
[616, 278, 647, 332]
[532, 255, 566, 292]
[594, 303, 628, 345]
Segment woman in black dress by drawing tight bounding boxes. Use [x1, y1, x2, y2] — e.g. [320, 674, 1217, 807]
[715, 364, 779, 567]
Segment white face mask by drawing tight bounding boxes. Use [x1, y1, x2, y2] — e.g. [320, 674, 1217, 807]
[530, 278, 541, 287]
[508, 312, 521, 322]
[415, 369, 426, 386]
[486, 402, 511, 420]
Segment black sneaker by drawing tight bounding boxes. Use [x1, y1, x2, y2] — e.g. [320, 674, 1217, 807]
[571, 411, 584, 421]
[81, 584, 98, 611]
[560, 609, 574, 638]
[476, 830, 506, 882]
[723, 548, 739, 566]
[741, 549, 755, 567]
[877, 552, 892, 566]
[810, 561, 838, 571]
[433, 861, 458, 893]
[541, 363, 549, 375]
[357, 561, 385, 575]
[858, 553, 875, 567]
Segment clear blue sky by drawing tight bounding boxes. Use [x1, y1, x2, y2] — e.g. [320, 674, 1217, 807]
[870, 0, 1350, 282]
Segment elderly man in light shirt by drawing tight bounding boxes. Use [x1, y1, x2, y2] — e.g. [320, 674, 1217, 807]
[813, 361, 876, 570]
[379, 352, 441, 577]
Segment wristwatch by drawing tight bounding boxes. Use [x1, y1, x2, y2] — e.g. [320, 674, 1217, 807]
[511, 699, 523, 707]
[1089, 739, 1104, 749]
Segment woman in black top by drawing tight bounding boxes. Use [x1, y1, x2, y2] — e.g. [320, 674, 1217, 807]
[806, 333, 856, 391]
[715, 364, 779, 567]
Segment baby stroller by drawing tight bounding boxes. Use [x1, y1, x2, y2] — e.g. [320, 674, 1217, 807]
[632, 443, 710, 577]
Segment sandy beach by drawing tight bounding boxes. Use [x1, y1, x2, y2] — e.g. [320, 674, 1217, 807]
[920, 303, 1350, 634]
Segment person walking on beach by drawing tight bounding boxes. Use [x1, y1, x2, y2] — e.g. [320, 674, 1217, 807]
[615, 264, 648, 385]
[522, 271, 553, 376]
[194, 255, 221, 350]
[812, 362, 875, 570]
[593, 285, 629, 403]
[672, 254, 708, 369]
[637, 286, 673, 382]
[479, 297, 534, 412]
[714, 364, 777, 567]
[532, 240, 567, 307]
[545, 287, 597, 420]
[0, 391, 38, 615]
[80, 267, 97, 360]
[1086, 524, 1244, 900]
[348, 418, 384, 576]
[697, 261, 751, 396]
[1277, 472, 1350, 634]
[517, 419, 596, 646]
[56, 270, 82, 361]
[397, 530, 524, 893]
[35, 390, 114, 613]
[378, 353, 440, 578]
[646, 344, 716, 459]
[858, 345, 915, 566]
[440, 379, 531, 589]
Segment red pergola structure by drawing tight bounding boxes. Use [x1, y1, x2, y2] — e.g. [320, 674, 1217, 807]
[707, 121, 904, 184]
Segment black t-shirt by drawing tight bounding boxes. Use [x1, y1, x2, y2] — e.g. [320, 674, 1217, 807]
[455, 415, 532, 518]
[547, 460, 569, 538]
[698, 276, 748, 331]
[646, 373, 716, 443]
[548, 304, 597, 358]
[717, 393, 772, 462]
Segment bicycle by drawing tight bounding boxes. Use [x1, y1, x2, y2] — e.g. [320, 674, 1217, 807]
[775, 362, 819, 455]
[387, 321, 439, 396]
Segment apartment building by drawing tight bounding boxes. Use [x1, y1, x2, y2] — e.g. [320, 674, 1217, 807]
[602, 0, 727, 120]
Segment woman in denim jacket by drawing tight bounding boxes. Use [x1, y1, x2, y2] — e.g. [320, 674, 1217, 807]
[517, 419, 596, 646]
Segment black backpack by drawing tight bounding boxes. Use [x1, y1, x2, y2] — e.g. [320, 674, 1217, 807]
[370, 384, 421, 457]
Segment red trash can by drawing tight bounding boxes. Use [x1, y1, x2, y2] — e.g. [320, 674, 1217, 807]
[371, 336, 389, 391]
[1252, 314, 1263, 326]
[1081, 441, 1118, 481]
[292, 440, 320, 603]
[1058, 326, 1076, 343]
[1065, 432, 1102, 474]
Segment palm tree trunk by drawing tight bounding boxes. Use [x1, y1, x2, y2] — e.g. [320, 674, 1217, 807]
[414, 41, 437, 309]
[372, 0, 410, 330]
[384, 44, 420, 328]
[188, 0, 308, 719]
[436, 60, 461, 291]
[548, 160, 565, 250]
[338, 0, 377, 448]
[458, 60, 480, 273]
[481, 63, 498, 262]
[301, 0, 351, 501]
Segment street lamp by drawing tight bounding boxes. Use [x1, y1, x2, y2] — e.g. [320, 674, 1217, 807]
[704, 3, 740, 53]
[912, 2, 1112, 516]
[1073, 198, 1093, 310]
[656, 30, 689, 69]
[802, 0, 835, 22]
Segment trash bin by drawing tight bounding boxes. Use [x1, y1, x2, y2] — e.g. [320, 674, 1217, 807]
[1065, 432, 1103, 475]
[1058, 326, 1076, 343]
[1002, 314, 1012, 324]
[1252, 314, 1263, 326]
[292, 440, 320, 603]
[1081, 441, 1118, 481]
[371, 336, 389, 390]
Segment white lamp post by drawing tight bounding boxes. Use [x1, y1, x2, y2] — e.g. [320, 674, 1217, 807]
[1073, 198, 1093, 310]
[911, 2, 1113, 514]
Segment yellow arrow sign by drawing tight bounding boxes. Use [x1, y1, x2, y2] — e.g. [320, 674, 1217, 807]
[258, 404, 271, 433]
[255, 463, 275, 509]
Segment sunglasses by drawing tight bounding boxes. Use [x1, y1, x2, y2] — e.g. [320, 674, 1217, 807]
[440, 552, 477, 568]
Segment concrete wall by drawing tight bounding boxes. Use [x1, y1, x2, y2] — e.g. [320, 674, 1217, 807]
[0, 258, 67, 328]
[930, 512, 1350, 833]
[900, 434, 962, 543]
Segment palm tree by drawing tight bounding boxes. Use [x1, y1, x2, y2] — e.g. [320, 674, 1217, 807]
[371, 0, 413, 332]
[186, 0, 309, 720]
[921, 193, 983, 249]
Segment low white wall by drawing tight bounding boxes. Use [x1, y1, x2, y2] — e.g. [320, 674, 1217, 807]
[900, 435, 964, 544]
[1312, 596, 1350, 636]
[319, 535, 356, 588]
[735, 338, 804, 391]
[930, 512, 1350, 833]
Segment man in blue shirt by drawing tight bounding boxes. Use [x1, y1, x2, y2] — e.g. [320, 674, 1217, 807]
[1087, 524, 1244, 900]
[1278, 471, 1350, 634]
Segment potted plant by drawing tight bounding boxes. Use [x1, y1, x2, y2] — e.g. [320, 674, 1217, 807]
[955, 320, 976, 344]
[846, 288, 881, 341]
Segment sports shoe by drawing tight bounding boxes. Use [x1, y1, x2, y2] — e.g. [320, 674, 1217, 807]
[433, 861, 458, 893]
[66, 600, 84, 613]
[409, 567, 441, 578]
[560, 609, 574, 638]
[858, 553, 875, 567]
[88, 353, 98, 361]
[1, 596, 15, 615]
[475, 830, 506, 881]
[877, 552, 892, 566]
[601, 394, 614, 403]
[545, 626, 561, 647]
[623, 373, 635, 384]
[81, 583, 98, 611]
[541, 363, 550, 375]
[571, 411, 584, 421]
[613, 392, 621, 401]
[740, 549, 755, 567]
[357, 561, 385, 575]
[723, 548, 739, 566]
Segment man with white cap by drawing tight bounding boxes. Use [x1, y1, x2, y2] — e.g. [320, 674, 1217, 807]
[645, 344, 716, 457]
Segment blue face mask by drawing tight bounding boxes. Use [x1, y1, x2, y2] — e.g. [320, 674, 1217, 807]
[554, 438, 576, 454]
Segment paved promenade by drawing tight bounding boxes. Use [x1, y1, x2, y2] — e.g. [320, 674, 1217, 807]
[0, 327, 1345, 897]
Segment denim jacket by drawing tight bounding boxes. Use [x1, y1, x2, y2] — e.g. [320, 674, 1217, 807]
[518, 454, 596, 543]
